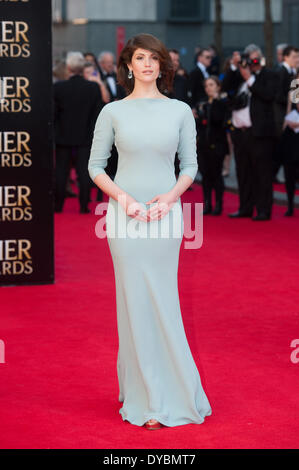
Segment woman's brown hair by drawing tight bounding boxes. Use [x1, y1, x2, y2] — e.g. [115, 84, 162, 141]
[204, 75, 222, 90]
[117, 33, 175, 95]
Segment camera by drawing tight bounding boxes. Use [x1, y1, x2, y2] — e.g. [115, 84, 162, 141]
[239, 53, 265, 68]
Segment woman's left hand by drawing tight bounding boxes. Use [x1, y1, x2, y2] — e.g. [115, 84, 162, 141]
[145, 192, 178, 221]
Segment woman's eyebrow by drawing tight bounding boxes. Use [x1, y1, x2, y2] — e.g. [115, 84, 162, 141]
[135, 52, 156, 56]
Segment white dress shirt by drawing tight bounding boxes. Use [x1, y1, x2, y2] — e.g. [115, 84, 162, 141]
[282, 61, 296, 75]
[105, 73, 117, 97]
[197, 61, 209, 79]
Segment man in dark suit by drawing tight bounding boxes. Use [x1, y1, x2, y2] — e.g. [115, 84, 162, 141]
[187, 49, 212, 187]
[97, 51, 126, 102]
[167, 48, 189, 103]
[53, 51, 104, 213]
[273, 43, 288, 72]
[222, 44, 278, 221]
[187, 48, 212, 115]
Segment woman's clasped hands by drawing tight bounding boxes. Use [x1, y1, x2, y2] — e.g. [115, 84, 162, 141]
[123, 192, 178, 222]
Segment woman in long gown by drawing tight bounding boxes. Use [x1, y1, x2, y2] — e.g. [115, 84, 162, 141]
[88, 33, 212, 430]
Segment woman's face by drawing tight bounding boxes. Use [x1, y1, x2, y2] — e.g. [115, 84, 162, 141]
[205, 78, 219, 98]
[128, 48, 160, 83]
[83, 65, 95, 80]
[85, 54, 96, 66]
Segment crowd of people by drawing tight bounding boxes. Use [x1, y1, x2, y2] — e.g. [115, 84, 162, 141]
[53, 42, 299, 219]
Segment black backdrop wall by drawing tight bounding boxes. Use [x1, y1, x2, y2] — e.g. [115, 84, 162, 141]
[0, 0, 54, 286]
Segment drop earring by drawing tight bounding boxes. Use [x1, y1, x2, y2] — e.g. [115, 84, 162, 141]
[158, 72, 162, 78]
[128, 69, 133, 79]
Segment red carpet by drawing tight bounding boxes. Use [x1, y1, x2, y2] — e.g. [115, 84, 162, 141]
[273, 182, 299, 196]
[1, 182, 299, 449]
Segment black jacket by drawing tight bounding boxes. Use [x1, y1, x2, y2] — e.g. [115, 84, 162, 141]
[53, 74, 104, 146]
[167, 73, 189, 104]
[187, 67, 208, 108]
[222, 67, 278, 137]
[197, 98, 229, 155]
[98, 67, 127, 101]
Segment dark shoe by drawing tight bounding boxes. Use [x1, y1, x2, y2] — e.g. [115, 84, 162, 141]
[211, 202, 222, 215]
[203, 205, 212, 215]
[228, 210, 253, 218]
[284, 208, 294, 216]
[54, 203, 63, 212]
[211, 208, 222, 215]
[80, 207, 91, 214]
[252, 213, 271, 221]
[66, 189, 77, 198]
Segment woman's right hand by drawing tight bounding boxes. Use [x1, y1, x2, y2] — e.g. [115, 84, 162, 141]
[120, 194, 148, 222]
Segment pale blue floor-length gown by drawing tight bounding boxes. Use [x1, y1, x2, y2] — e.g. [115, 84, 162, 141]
[88, 97, 212, 427]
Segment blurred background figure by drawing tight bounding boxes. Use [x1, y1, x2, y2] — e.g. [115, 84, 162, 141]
[97, 51, 126, 101]
[53, 51, 104, 213]
[274, 43, 288, 70]
[188, 48, 213, 118]
[197, 76, 229, 215]
[83, 61, 110, 103]
[188, 48, 213, 193]
[83, 52, 101, 72]
[219, 55, 235, 178]
[207, 44, 220, 76]
[168, 48, 189, 103]
[273, 46, 299, 183]
[52, 58, 67, 83]
[280, 73, 299, 216]
[222, 44, 278, 221]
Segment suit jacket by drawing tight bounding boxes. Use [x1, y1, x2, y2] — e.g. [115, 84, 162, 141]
[166, 73, 189, 104]
[222, 67, 278, 137]
[54, 74, 104, 146]
[98, 67, 126, 101]
[187, 67, 208, 109]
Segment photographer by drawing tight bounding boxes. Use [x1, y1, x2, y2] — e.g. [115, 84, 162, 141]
[222, 44, 278, 221]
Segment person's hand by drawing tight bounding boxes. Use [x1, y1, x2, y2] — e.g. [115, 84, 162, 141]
[145, 192, 178, 221]
[231, 51, 241, 67]
[239, 66, 251, 81]
[286, 120, 299, 129]
[88, 71, 103, 85]
[192, 107, 198, 119]
[119, 194, 148, 222]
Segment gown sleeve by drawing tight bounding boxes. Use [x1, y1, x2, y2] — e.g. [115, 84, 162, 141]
[88, 104, 115, 182]
[177, 105, 198, 181]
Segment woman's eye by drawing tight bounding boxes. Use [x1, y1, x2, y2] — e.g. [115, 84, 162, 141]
[136, 56, 158, 60]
